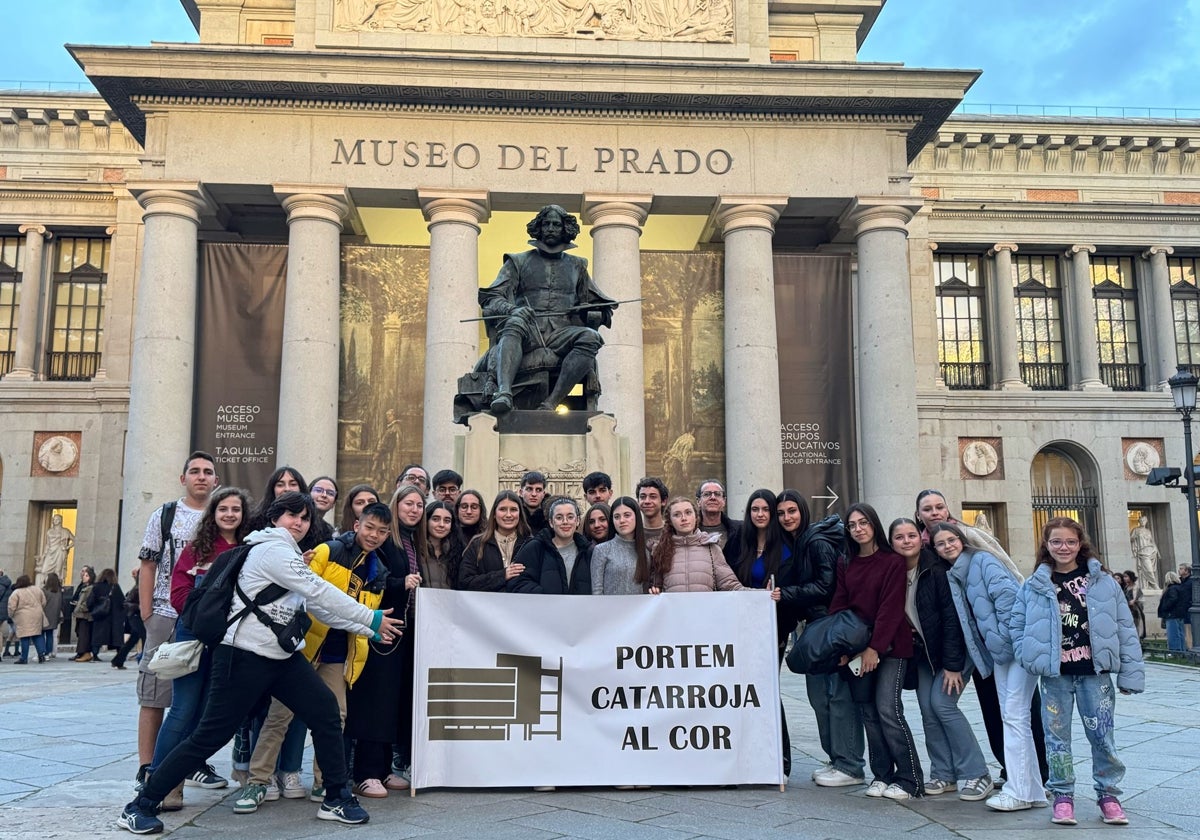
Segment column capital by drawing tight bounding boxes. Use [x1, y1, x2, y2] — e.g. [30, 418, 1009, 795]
[1143, 244, 1175, 259]
[711, 195, 788, 236]
[989, 242, 1019, 256]
[18, 223, 51, 240]
[418, 189, 491, 230]
[1066, 243, 1096, 258]
[581, 194, 652, 231]
[128, 181, 212, 224]
[845, 196, 923, 237]
[275, 185, 349, 227]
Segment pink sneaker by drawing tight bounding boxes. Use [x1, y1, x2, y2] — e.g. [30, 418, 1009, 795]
[1051, 795, 1076, 825]
[354, 778, 388, 798]
[1098, 795, 1128, 825]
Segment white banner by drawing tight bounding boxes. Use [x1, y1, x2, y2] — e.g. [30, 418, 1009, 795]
[412, 589, 783, 789]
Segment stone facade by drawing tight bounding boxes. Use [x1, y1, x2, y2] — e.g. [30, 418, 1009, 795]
[0, 2, 1194, 600]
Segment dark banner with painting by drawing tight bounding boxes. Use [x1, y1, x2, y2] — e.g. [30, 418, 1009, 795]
[192, 243, 287, 495]
[774, 254, 855, 517]
[642, 251, 725, 497]
[336, 245, 429, 494]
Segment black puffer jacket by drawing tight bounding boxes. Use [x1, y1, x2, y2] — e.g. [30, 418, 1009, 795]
[913, 548, 968, 673]
[508, 529, 593, 595]
[1159, 580, 1193, 621]
[458, 534, 532, 592]
[786, 515, 842, 624]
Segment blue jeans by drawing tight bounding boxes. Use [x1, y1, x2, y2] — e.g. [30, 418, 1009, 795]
[1040, 673, 1125, 799]
[19, 635, 47, 662]
[805, 671, 865, 777]
[914, 657, 987, 782]
[279, 716, 307, 774]
[1166, 618, 1186, 652]
[150, 623, 212, 771]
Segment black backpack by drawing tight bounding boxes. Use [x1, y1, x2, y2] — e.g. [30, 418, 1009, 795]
[180, 545, 288, 646]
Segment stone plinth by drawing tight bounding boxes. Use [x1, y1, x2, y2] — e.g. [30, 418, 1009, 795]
[462, 412, 628, 503]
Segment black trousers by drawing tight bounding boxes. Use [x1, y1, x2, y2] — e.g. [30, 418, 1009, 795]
[140, 645, 347, 805]
[112, 614, 146, 667]
[971, 669, 1049, 784]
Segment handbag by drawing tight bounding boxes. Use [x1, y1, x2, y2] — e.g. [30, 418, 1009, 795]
[90, 592, 112, 620]
[785, 610, 873, 675]
[147, 638, 205, 679]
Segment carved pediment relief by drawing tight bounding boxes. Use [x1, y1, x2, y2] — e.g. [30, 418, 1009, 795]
[333, 0, 734, 43]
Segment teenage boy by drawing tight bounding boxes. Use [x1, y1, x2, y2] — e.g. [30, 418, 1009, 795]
[636, 477, 669, 551]
[519, 471, 548, 531]
[136, 452, 223, 806]
[237, 503, 395, 813]
[431, 470, 463, 505]
[582, 471, 613, 505]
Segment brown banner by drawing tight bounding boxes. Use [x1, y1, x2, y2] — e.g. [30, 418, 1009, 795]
[192, 243, 288, 495]
[774, 254, 856, 517]
[642, 250, 725, 498]
[336, 245, 429, 494]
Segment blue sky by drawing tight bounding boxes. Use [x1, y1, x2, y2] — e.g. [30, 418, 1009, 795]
[3, 0, 1198, 114]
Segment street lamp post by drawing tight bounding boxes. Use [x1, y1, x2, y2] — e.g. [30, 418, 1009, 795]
[1168, 365, 1200, 659]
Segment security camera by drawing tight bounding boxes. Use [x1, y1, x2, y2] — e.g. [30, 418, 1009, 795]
[1146, 467, 1182, 487]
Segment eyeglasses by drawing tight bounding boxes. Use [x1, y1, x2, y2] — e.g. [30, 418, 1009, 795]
[311, 487, 336, 497]
[699, 490, 725, 499]
[847, 520, 871, 531]
[402, 473, 428, 486]
[933, 537, 961, 550]
[1048, 538, 1080, 549]
[458, 502, 481, 511]
[552, 513, 578, 523]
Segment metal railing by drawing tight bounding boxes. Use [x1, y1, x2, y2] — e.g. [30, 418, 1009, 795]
[1019, 362, 1068, 391]
[954, 103, 1200, 121]
[46, 351, 101, 381]
[940, 362, 991, 390]
[1100, 362, 1144, 392]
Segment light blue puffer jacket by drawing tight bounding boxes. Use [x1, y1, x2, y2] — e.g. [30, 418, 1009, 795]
[1012, 559, 1145, 693]
[945, 546, 1020, 677]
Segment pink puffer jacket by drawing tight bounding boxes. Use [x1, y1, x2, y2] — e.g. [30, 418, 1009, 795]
[659, 531, 745, 593]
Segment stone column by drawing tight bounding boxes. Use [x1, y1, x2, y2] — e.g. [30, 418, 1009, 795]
[849, 197, 923, 516]
[418, 189, 490, 470]
[274, 187, 348, 477]
[120, 183, 208, 568]
[1066, 244, 1108, 390]
[583, 193, 652, 481]
[5, 224, 52, 380]
[988, 242, 1028, 390]
[714, 196, 788, 510]
[1144, 245, 1176, 389]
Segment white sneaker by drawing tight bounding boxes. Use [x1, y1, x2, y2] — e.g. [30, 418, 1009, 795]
[811, 762, 832, 781]
[277, 771, 306, 799]
[815, 767, 866, 788]
[986, 791, 1032, 811]
[865, 780, 888, 797]
[264, 777, 280, 801]
[882, 783, 912, 800]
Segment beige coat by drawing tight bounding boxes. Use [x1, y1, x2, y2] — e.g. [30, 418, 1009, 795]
[9, 586, 47, 638]
[659, 531, 745, 593]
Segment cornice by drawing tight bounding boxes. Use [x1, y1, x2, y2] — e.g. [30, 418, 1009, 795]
[69, 44, 976, 160]
[0, 189, 118, 203]
[929, 206, 1200, 224]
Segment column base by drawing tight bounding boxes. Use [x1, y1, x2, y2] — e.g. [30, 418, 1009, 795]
[1074, 379, 1111, 392]
[2, 367, 36, 381]
[997, 378, 1030, 391]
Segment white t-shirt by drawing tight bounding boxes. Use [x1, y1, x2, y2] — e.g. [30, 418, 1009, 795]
[138, 498, 205, 619]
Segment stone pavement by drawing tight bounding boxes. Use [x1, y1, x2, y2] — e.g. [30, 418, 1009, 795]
[1, 654, 1198, 839]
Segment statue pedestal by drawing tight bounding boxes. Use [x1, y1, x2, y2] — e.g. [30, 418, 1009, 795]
[462, 411, 629, 503]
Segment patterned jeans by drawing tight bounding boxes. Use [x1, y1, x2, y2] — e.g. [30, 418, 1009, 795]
[1040, 673, 1125, 799]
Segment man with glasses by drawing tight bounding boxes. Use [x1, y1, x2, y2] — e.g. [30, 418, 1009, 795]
[696, 479, 740, 550]
[395, 464, 429, 495]
[507, 496, 593, 595]
[430, 470, 462, 505]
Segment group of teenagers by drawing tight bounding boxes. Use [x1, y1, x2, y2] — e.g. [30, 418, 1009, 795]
[116, 453, 1146, 833]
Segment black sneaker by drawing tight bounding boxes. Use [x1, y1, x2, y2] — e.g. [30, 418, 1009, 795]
[318, 793, 370, 825]
[185, 763, 228, 789]
[134, 764, 150, 792]
[116, 799, 164, 834]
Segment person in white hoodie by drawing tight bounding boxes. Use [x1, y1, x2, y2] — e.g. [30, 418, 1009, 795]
[118, 492, 404, 835]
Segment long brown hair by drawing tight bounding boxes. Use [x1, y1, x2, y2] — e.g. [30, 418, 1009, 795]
[192, 486, 253, 563]
[1035, 516, 1098, 570]
[390, 484, 428, 561]
[340, 484, 380, 534]
[469, 490, 531, 564]
[649, 496, 699, 585]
